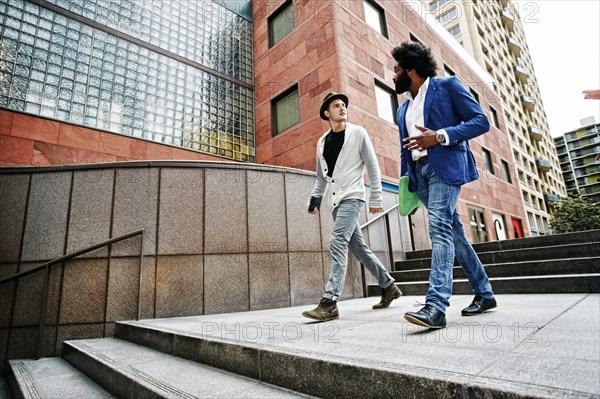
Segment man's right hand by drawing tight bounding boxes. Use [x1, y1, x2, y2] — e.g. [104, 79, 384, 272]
[308, 209, 318, 215]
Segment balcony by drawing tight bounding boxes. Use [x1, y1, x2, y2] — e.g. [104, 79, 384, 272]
[528, 125, 543, 142]
[507, 37, 522, 57]
[521, 95, 536, 112]
[501, 10, 515, 32]
[514, 65, 529, 84]
[544, 193, 560, 203]
[536, 158, 552, 172]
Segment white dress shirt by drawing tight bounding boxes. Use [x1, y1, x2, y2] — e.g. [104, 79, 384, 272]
[404, 77, 449, 161]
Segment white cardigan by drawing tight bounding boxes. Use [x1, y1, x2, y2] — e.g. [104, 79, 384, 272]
[309, 123, 383, 210]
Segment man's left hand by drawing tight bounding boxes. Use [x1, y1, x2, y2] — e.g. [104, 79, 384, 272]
[403, 125, 438, 151]
[369, 207, 383, 214]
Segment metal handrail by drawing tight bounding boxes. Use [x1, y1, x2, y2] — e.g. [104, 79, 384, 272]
[360, 203, 399, 230]
[359, 204, 400, 298]
[0, 229, 145, 359]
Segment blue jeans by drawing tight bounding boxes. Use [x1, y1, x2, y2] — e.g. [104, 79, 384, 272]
[324, 199, 395, 301]
[415, 160, 494, 313]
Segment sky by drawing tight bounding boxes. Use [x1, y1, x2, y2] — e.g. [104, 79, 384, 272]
[513, 0, 600, 136]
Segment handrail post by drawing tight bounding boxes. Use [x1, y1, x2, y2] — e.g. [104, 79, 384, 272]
[384, 213, 395, 272]
[37, 264, 51, 359]
[360, 263, 367, 297]
[137, 230, 144, 321]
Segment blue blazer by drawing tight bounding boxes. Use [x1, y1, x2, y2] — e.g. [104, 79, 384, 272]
[397, 76, 490, 192]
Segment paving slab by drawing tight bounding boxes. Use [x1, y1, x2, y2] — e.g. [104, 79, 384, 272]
[122, 294, 600, 398]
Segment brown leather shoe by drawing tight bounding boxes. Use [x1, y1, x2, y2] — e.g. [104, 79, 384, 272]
[372, 284, 402, 309]
[302, 298, 339, 321]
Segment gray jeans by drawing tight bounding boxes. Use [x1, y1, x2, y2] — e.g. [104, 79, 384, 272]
[324, 199, 395, 301]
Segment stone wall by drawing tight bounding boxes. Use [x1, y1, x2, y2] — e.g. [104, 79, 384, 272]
[0, 161, 411, 372]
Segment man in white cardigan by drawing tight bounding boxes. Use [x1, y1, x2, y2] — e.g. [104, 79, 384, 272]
[302, 92, 402, 322]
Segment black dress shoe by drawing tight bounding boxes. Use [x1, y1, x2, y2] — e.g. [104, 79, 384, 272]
[462, 295, 497, 316]
[404, 304, 446, 328]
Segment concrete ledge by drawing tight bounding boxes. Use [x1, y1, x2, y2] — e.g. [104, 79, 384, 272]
[111, 295, 600, 398]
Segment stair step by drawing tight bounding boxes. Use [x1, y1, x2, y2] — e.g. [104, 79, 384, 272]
[8, 357, 113, 399]
[397, 243, 600, 270]
[406, 230, 600, 260]
[62, 338, 308, 398]
[111, 306, 599, 399]
[370, 274, 600, 296]
[391, 257, 600, 281]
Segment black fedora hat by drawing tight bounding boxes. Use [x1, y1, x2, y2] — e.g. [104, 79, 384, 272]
[319, 92, 349, 120]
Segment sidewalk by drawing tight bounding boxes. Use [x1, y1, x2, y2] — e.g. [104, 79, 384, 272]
[127, 293, 600, 398]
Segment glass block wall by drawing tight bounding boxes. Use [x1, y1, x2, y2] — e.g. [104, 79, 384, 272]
[0, 0, 255, 161]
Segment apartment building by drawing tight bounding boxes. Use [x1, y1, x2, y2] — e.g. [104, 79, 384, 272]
[555, 121, 600, 205]
[423, 0, 567, 236]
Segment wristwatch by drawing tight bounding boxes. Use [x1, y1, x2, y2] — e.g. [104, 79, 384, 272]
[436, 132, 446, 144]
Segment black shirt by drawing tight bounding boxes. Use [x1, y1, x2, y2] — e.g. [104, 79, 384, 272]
[323, 129, 345, 178]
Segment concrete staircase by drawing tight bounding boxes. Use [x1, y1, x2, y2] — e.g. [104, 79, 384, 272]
[370, 229, 600, 297]
[7, 230, 600, 399]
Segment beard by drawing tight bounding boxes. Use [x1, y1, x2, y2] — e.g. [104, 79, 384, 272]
[394, 70, 412, 94]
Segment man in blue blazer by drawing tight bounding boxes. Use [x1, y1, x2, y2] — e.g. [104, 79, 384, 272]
[392, 42, 497, 328]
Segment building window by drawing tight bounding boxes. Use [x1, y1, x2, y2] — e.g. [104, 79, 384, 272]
[448, 25, 461, 37]
[490, 107, 500, 128]
[501, 160, 512, 183]
[468, 207, 489, 243]
[437, 7, 459, 24]
[363, 0, 388, 38]
[482, 147, 495, 175]
[272, 85, 300, 136]
[470, 89, 480, 104]
[444, 64, 456, 76]
[374, 80, 397, 125]
[269, 0, 294, 47]
[429, 0, 452, 12]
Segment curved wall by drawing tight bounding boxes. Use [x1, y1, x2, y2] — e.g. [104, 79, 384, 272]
[0, 161, 410, 371]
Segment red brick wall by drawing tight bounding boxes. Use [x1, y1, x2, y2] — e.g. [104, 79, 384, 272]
[0, 109, 227, 167]
[253, 0, 529, 239]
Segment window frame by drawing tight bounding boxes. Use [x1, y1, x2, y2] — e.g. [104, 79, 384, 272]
[482, 147, 495, 175]
[271, 84, 300, 136]
[268, 0, 294, 48]
[363, 0, 388, 38]
[374, 79, 398, 125]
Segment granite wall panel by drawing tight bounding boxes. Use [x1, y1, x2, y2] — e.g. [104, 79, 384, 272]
[285, 174, 322, 252]
[112, 168, 159, 256]
[248, 171, 287, 253]
[21, 172, 72, 262]
[0, 174, 29, 263]
[158, 168, 204, 255]
[106, 257, 141, 322]
[289, 252, 326, 306]
[67, 169, 115, 258]
[204, 168, 248, 254]
[59, 259, 108, 324]
[249, 253, 290, 310]
[155, 255, 204, 318]
[204, 253, 249, 314]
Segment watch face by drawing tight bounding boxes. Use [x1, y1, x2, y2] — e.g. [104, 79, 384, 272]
[437, 133, 445, 143]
